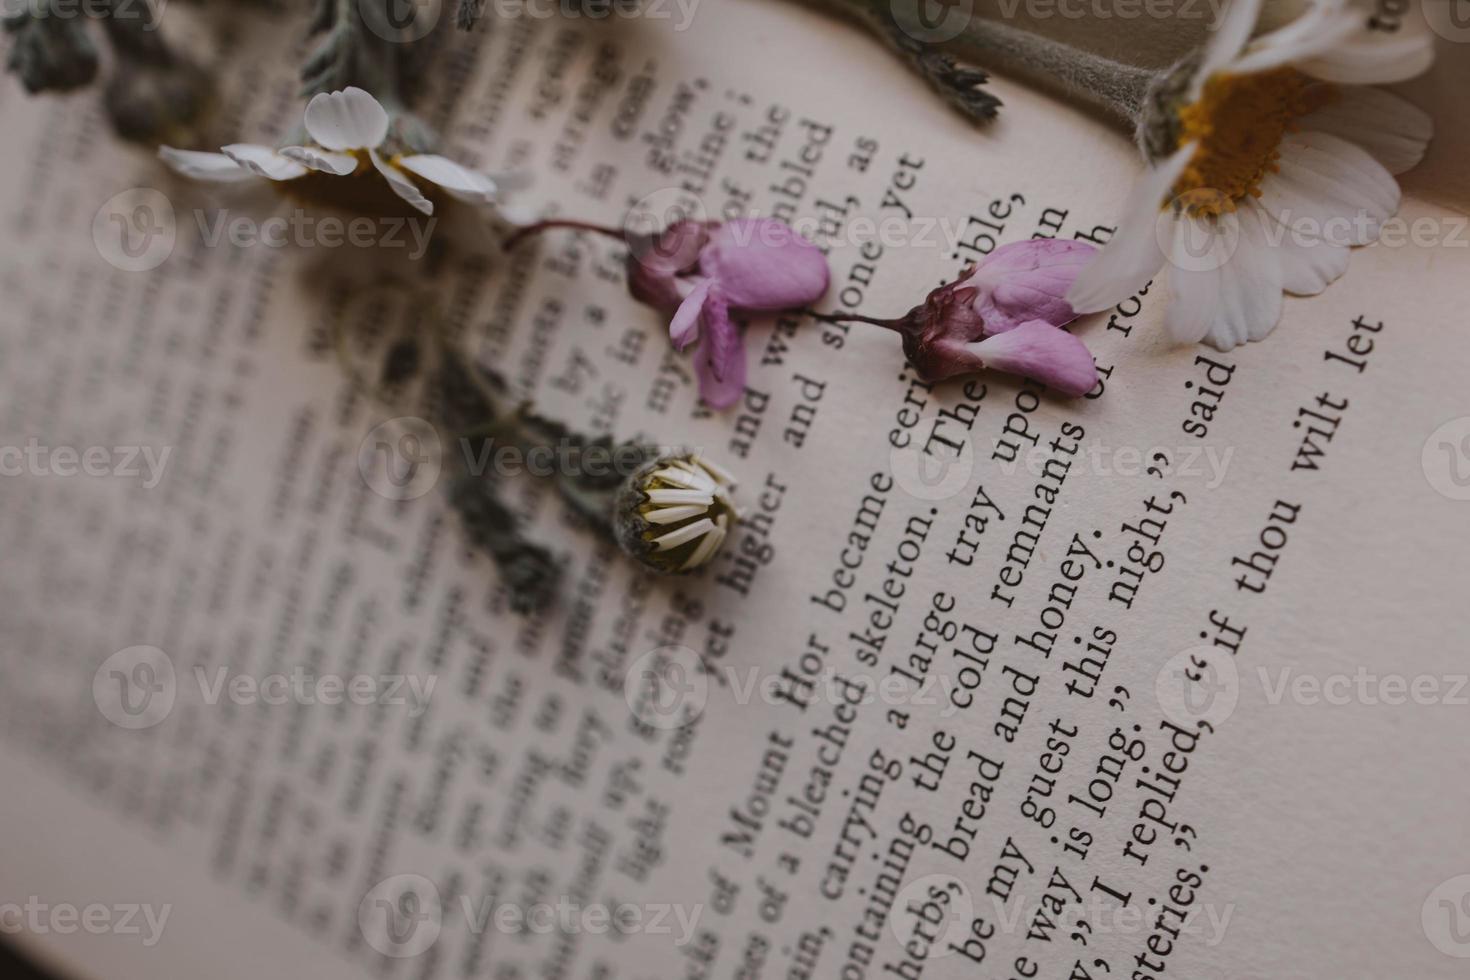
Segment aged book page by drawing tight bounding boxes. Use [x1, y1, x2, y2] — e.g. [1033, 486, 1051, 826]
[1, 3, 1467, 980]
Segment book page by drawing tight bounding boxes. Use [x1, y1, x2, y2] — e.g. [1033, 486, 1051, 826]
[1, 3, 1467, 980]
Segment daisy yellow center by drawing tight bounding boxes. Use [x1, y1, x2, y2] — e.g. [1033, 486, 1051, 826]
[1171, 68, 1335, 217]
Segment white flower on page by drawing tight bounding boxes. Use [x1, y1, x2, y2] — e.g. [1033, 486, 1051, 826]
[1068, 0, 1434, 351]
[614, 454, 739, 574]
[159, 87, 500, 217]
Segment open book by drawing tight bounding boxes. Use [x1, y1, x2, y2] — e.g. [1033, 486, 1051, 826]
[2, 2, 1468, 979]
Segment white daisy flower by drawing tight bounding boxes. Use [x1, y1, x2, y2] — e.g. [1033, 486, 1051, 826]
[159, 86, 499, 217]
[1068, 0, 1434, 350]
[614, 454, 738, 574]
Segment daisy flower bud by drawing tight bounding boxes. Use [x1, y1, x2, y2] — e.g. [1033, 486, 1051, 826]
[613, 454, 738, 575]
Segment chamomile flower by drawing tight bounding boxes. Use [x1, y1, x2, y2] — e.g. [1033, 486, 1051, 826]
[159, 86, 499, 217]
[613, 454, 738, 574]
[1068, 0, 1434, 350]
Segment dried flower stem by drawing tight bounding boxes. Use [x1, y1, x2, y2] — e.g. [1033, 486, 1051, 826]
[812, 0, 1184, 139]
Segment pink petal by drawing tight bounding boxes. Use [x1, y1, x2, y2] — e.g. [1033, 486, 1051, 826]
[637, 220, 710, 275]
[968, 238, 1097, 333]
[968, 320, 1098, 397]
[669, 279, 713, 351]
[693, 292, 746, 409]
[628, 221, 711, 311]
[699, 218, 829, 311]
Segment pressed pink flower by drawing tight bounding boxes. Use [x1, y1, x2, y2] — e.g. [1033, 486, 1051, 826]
[508, 216, 829, 409]
[815, 239, 1100, 397]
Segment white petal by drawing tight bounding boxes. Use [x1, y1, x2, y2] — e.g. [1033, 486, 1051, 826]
[1299, 86, 1432, 175]
[1232, 1, 1359, 75]
[652, 518, 714, 551]
[1257, 130, 1399, 247]
[397, 155, 498, 204]
[221, 144, 308, 181]
[681, 515, 727, 571]
[1067, 145, 1195, 314]
[1295, 7, 1435, 84]
[646, 489, 714, 506]
[158, 146, 256, 182]
[303, 86, 390, 151]
[279, 145, 358, 175]
[1200, 204, 1284, 351]
[370, 150, 433, 216]
[643, 505, 708, 525]
[668, 278, 713, 351]
[1260, 205, 1351, 296]
[1199, 0, 1264, 79]
[1162, 214, 1226, 344]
